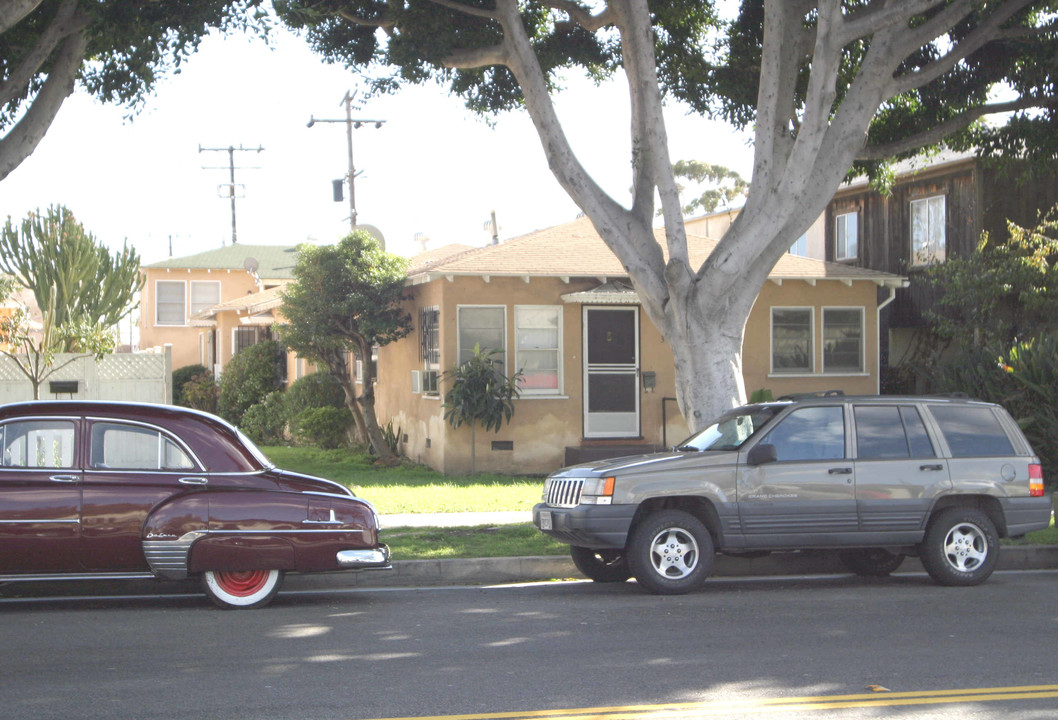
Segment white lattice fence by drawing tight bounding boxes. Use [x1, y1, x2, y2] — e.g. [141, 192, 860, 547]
[0, 346, 172, 404]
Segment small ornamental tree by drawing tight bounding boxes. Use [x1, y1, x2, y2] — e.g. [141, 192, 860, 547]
[442, 344, 523, 475]
[926, 204, 1058, 348]
[280, 231, 412, 462]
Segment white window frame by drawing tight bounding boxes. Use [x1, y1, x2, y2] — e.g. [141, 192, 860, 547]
[770, 306, 814, 375]
[514, 305, 563, 396]
[910, 195, 946, 266]
[835, 211, 858, 261]
[189, 280, 221, 317]
[419, 306, 441, 396]
[822, 306, 865, 374]
[457, 305, 507, 374]
[155, 280, 186, 326]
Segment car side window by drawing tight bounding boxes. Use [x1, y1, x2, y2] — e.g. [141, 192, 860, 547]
[90, 422, 196, 470]
[1, 420, 76, 468]
[928, 405, 1015, 458]
[760, 406, 845, 461]
[854, 405, 936, 459]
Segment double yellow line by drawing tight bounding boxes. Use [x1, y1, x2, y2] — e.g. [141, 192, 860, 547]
[369, 685, 1058, 720]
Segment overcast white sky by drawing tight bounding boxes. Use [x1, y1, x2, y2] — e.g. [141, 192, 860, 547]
[3, 24, 754, 264]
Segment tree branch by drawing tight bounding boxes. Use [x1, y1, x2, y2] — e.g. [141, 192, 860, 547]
[891, 0, 1034, 95]
[857, 96, 1058, 161]
[0, 0, 85, 108]
[441, 43, 509, 68]
[424, 0, 501, 22]
[0, 27, 87, 182]
[0, 0, 44, 34]
[838, 0, 946, 45]
[540, 0, 616, 32]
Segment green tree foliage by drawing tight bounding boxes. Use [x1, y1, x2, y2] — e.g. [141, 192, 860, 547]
[672, 160, 748, 216]
[443, 344, 522, 475]
[0, 0, 267, 180]
[284, 371, 347, 417]
[241, 390, 289, 445]
[926, 205, 1058, 347]
[217, 338, 285, 426]
[280, 230, 411, 461]
[0, 205, 142, 344]
[274, 1, 1058, 430]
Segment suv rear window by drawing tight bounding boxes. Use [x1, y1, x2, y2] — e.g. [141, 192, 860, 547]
[928, 405, 1015, 458]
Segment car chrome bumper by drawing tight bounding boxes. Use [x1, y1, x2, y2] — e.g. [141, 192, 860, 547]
[336, 545, 391, 569]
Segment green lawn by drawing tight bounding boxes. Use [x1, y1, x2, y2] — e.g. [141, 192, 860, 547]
[261, 445, 1057, 560]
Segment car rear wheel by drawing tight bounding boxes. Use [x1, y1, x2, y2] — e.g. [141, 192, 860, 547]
[202, 569, 284, 609]
[838, 549, 906, 577]
[570, 546, 632, 583]
[627, 510, 713, 595]
[919, 508, 998, 586]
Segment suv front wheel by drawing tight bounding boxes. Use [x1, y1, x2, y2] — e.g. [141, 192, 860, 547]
[919, 508, 999, 586]
[627, 510, 714, 595]
[570, 546, 632, 583]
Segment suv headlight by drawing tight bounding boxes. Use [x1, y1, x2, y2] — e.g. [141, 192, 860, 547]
[580, 476, 615, 505]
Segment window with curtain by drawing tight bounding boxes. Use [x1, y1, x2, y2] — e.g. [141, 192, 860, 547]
[515, 306, 561, 394]
[155, 281, 186, 326]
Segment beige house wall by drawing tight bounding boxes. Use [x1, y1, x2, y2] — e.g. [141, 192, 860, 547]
[376, 274, 885, 476]
[139, 268, 259, 370]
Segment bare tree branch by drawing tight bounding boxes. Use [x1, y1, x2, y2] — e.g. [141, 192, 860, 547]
[425, 0, 501, 21]
[540, 0, 616, 32]
[838, 0, 947, 45]
[0, 0, 86, 107]
[336, 8, 394, 28]
[891, 0, 1033, 95]
[857, 96, 1058, 161]
[0, 0, 44, 34]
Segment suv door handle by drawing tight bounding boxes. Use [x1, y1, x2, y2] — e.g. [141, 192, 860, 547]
[919, 464, 944, 471]
[828, 467, 852, 475]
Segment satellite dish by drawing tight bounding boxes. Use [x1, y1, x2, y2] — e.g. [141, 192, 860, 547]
[355, 224, 386, 250]
[243, 256, 259, 273]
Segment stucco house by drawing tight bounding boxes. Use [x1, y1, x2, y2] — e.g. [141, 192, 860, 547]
[139, 244, 297, 373]
[373, 216, 906, 475]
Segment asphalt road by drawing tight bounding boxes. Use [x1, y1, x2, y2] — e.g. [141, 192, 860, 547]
[3, 571, 1058, 720]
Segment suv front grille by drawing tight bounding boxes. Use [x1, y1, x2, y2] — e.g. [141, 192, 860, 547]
[546, 478, 583, 508]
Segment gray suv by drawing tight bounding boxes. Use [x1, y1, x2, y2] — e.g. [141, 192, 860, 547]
[533, 395, 1051, 594]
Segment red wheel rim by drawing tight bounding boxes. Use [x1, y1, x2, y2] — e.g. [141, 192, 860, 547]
[213, 570, 270, 597]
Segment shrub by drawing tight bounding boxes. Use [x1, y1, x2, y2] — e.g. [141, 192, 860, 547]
[182, 373, 220, 413]
[285, 371, 346, 417]
[241, 391, 288, 445]
[292, 406, 353, 449]
[218, 340, 285, 426]
[173, 364, 209, 406]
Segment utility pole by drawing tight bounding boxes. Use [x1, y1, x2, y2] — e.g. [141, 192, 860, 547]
[199, 144, 264, 244]
[307, 91, 385, 236]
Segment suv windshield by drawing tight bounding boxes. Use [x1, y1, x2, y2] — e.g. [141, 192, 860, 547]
[676, 406, 782, 452]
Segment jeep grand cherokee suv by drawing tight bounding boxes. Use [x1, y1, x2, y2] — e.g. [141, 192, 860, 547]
[533, 395, 1051, 594]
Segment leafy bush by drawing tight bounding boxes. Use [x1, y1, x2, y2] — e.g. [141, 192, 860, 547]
[241, 391, 288, 444]
[932, 335, 1058, 485]
[218, 340, 285, 426]
[182, 373, 220, 413]
[285, 371, 346, 417]
[173, 364, 209, 406]
[292, 406, 353, 449]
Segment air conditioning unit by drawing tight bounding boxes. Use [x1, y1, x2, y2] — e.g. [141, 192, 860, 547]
[411, 370, 422, 394]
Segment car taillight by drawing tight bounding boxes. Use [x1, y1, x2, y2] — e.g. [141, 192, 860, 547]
[1029, 463, 1044, 497]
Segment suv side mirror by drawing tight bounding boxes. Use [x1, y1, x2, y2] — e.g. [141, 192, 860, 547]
[747, 443, 778, 466]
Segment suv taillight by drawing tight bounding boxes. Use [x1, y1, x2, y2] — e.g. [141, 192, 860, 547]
[1029, 463, 1044, 497]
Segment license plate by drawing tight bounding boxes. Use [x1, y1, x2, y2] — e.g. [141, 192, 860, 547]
[539, 510, 552, 531]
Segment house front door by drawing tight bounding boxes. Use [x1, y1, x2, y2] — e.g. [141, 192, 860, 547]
[583, 307, 640, 438]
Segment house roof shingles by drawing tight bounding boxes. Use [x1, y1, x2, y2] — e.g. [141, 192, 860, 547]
[144, 244, 299, 279]
[407, 216, 906, 288]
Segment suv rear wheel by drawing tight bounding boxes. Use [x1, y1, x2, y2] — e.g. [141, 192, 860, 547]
[570, 546, 632, 583]
[627, 510, 713, 595]
[919, 508, 998, 586]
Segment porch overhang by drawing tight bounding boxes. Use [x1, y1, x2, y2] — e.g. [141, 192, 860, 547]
[561, 280, 639, 305]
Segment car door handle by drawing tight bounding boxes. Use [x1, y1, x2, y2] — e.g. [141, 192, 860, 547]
[828, 467, 852, 475]
[49, 474, 79, 483]
[179, 477, 208, 485]
[919, 464, 944, 471]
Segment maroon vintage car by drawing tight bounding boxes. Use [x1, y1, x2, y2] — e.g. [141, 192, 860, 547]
[0, 400, 389, 608]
